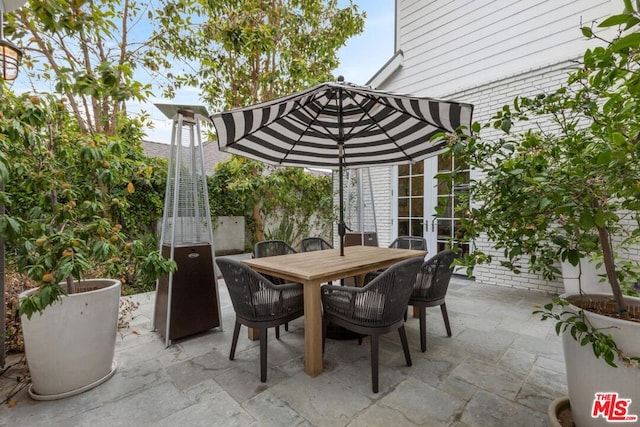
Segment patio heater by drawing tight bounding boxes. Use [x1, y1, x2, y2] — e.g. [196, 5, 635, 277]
[153, 104, 222, 347]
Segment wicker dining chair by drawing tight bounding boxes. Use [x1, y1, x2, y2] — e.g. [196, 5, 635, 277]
[389, 236, 427, 250]
[254, 240, 299, 336]
[362, 236, 427, 284]
[216, 258, 304, 383]
[254, 240, 297, 259]
[300, 237, 333, 252]
[321, 257, 423, 393]
[409, 249, 458, 352]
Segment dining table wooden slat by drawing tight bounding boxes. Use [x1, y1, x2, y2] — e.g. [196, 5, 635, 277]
[242, 245, 427, 376]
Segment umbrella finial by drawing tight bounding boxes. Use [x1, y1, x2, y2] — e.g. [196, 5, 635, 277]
[337, 75, 344, 83]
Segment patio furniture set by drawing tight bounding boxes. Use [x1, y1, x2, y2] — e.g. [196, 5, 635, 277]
[216, 237, 457, 393]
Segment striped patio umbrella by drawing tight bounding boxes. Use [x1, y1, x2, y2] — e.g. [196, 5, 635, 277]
[210, 77, 473, 255]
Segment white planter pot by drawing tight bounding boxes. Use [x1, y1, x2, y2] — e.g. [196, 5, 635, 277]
[560, 293, 640, 427]
[561, 259, 610, 294]
[20, 279, 120, 400]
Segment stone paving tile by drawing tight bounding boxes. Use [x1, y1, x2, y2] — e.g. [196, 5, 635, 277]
[164, 350, 232, 391]
[438, 373, 480, 403]
[269, 371, 373, 427]
[450, 358, 524, 401]
[243, 389, 307, 427]
[516, 364, 568, 413]
[446, 328, 519, 364]
[75, 381, 193, 426]
[367, 377, 465, 426]
[496, 348, 536, 377]
[156, 390, 257, 427]
[460, 390, 546, 427]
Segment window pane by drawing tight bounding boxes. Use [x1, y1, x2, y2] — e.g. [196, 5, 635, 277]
[398, 220, 409, 236]
[411, 197, 423, 216]
[398, 198, 409, 217]
[398, 177, 409, 197]
[398, 164, 410, 177]
[437, 220, 451, 239]
[411, 176, 423, 196]
[437, 196, 452, 218]
[437, 176, 451, 195]
[412, 161, 424, 175]
[438, 152, 452, 173]
[411, 219, 423, 237]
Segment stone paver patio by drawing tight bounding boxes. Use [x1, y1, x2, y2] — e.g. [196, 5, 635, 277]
[0, 274, 566, 426]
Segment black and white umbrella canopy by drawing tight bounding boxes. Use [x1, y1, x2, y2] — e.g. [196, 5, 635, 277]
[211, 79, 473, 169]
[210, 77, 474, 255]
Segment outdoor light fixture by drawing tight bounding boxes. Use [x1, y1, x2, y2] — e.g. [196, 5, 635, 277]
[1, 0, 24, 81]
[0, 38, 22, 81]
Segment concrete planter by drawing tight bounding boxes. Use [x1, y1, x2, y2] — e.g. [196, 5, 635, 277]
[561, 259, 609, 294]
[560, 293, 640, 427]
[20, 279, 120, 400]
[547, 396, 571, 427]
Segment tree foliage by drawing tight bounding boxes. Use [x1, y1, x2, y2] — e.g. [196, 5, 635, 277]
[0, 90, 175, 317]
[5, 0, 165, 135]
[208, 156, 333, 247]
[152, 0, 365, 110]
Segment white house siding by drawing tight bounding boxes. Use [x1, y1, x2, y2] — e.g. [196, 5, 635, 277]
[387, 0, 617, 97]
[369, 0, 622, 293]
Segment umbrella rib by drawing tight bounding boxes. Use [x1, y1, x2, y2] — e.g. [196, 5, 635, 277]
[360, 91, 454, 131]
[280, 93, 338, 164]
[342, 91, 416, 162]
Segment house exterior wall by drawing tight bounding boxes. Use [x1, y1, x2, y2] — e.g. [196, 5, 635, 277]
[369, 0, 620, 292]
[387, 0, 616, 97]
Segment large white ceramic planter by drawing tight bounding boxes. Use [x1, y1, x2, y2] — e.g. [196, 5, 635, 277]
[560, 293, 640, 427]
[561, 259, 610, 294]
[20, 279, 121, 400]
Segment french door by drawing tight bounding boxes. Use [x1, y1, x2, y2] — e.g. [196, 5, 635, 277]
[396, 153, 471, 259]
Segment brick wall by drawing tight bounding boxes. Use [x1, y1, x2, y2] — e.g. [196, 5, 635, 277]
[444, 60, 584, 293]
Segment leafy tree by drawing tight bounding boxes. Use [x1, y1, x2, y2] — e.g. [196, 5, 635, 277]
[0, 90, 175, 316]
[446, 3, 640, 319]
[152, 0, 365, 110]
[5, 0, 166, 135]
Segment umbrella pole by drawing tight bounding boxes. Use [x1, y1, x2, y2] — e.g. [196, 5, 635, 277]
[337, 83, 345, 256]
[339, 151, 345, 256]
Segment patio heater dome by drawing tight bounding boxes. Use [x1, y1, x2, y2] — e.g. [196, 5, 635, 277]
[152, 104, 222, 346]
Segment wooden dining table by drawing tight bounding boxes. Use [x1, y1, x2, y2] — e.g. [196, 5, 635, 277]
[242, 245, 427, 376]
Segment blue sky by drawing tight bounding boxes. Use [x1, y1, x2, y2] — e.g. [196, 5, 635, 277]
[143, 1, 396, 143]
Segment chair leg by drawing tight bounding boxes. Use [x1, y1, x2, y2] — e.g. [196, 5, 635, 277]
[230, 320, 241, 360]
[260, 327, 268, 382]
[322, 319, 327, 353]
[418, 306, 427, 352]
[441, 303, 452, 337]
[284, 322, 289, 332]
[276, 325, 280, 339]
[398, 325, 412, 367]
[370, 334, 379, 393]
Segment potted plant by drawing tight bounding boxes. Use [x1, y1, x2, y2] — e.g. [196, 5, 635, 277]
[445, 3, 640, 426]
[1, 91, 175, 400]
